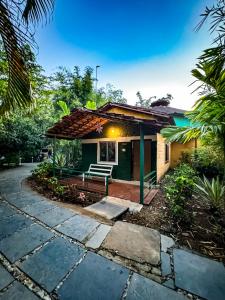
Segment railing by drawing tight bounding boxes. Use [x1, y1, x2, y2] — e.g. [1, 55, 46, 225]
[144, 170, 157, 189]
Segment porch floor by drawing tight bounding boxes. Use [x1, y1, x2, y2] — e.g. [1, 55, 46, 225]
[60, 177, 158, 205]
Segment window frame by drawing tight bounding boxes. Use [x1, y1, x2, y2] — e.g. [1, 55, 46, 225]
[97, 141, 118, 165]
[165, 143, 169, 163]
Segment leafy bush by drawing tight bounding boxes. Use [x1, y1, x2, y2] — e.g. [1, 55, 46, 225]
[195, 176, 225, 211]
[31, 161, 53, 182]
[190, 147, 224, 178]
[164, 163, 197, 219]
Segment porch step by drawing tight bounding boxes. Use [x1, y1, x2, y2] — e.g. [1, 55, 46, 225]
[144, 189, 159, 205]
[84, 199, 129, 220]
[103, 196, 143, 213]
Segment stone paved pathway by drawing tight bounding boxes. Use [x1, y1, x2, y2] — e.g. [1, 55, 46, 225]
[0, 164, 225, 300]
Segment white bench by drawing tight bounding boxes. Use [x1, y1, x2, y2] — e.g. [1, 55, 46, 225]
[83, 164, 113, 186]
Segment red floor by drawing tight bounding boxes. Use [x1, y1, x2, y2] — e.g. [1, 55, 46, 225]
[60, 177, 157, 204]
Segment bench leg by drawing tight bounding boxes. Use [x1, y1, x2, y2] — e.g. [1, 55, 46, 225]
[82, 173, 85, 182]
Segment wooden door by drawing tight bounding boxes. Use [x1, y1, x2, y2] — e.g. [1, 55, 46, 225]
[132, 140, 151, 180]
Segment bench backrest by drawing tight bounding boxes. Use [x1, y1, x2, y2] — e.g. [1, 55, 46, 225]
[88, 164, 113, 177]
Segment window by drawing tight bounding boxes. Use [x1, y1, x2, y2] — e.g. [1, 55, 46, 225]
[165, 144, 169, 162]
[98, 141, 117, 164]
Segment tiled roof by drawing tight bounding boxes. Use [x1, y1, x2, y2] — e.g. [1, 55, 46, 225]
[46, 108, 172, 140]
[98, 102, 186, 116]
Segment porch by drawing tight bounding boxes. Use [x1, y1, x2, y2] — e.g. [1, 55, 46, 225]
[59, 176, 158, 205]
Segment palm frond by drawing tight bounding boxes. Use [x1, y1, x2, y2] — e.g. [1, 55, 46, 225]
[0, 2, 32, 114]
[22, 0, 54, 24]
[161, 123, 224, 144]
[0, 0, 54, 115]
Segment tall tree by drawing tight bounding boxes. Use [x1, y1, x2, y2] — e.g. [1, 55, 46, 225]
[0, 43, 54, 161]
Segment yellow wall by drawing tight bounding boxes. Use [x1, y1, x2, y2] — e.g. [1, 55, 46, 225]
[156, 133, 171, 182]
[170, 140, 197, 168]
[157, 135, 198, 181]
[107, 107, 157, 121]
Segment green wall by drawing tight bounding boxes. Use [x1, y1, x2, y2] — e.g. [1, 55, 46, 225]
[81, 142, 132, 180]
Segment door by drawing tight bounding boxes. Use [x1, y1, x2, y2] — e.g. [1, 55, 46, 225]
[132, 140, 151, 180]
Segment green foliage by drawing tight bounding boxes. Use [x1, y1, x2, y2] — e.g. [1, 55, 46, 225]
[55, 152, 67, 168]
[0, 1, 54, 114]
[195, 176, 225, 211]
[32, 161, 53, 180]
[164, 163, 197, 219]
[190, 146, 224, 178]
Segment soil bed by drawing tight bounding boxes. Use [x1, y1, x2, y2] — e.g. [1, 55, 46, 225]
[27, 177, 102, 207]
[120, 189, 225, 263]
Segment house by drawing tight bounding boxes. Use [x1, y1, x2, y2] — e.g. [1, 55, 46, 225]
[47, 102, 197, 185]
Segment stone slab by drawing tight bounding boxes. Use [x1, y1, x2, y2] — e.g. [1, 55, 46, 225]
[161, 234, 175, 252]
[102, 196, 143, 213]
[22, 201, 56, 217]
[6, 194, 44, 209]
[161, 252, 172, 276]
[85, 224, 111, 249]
[57, 214, 100, 242]
[0, 214, 33, 241]
[103, 221, 160, 265]
[57, 251, 129, 300]
[85, 200, 128, 219]
[36, 206, 75, 227]
[0, 265, 14, 290]
[17, 237, 85, 292]
[126, 273, 187, 300]
[0, 202, 17, 220]
[0, 281, 39, 300]
[0, 181, 21, 194]
[0, 224, 54, 262]
[173, 249, 225, 300]
[163, 279, 175, 290]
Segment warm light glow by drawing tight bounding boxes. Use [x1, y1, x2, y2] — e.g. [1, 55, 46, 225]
[106, 126, 123, 138]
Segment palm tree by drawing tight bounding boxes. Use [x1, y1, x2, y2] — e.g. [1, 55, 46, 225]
[0, 0, 54, 115]
[161, 51, 225, 180]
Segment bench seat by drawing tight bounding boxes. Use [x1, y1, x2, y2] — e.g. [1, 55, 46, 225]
[83, 164, 113, 186]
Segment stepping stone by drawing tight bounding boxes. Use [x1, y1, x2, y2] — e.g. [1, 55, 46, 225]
[173, 249, 225, 300]
[57, 215, 100, 243]
[0, 265, 14, 290]
[161, 235, 175, 252]
[0, 214, 33, 241]
[161, 252, 172, 276]
[17, 237, 85, 292]
[22, 201, 56, 217]
[57, 252, 129, 300]
[102, 221, 160, 265]
[86, 224, 111, 249]
[85, 200, 128, 219]
[126, 273, 186, 299]
[36, 206, 76, 227]
[0, 224, 54, 263]
[0, 281, 39, 300]
[0, 202, 17, 220]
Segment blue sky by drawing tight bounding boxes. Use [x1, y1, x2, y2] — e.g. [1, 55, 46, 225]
[35, 0, 213, 109]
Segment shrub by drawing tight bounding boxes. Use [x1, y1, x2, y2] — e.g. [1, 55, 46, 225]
[190, 147, 224, 178]
[195, 176, 225, 211]
[164, 163, 197, 219]
[31, 161, 53, 182]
